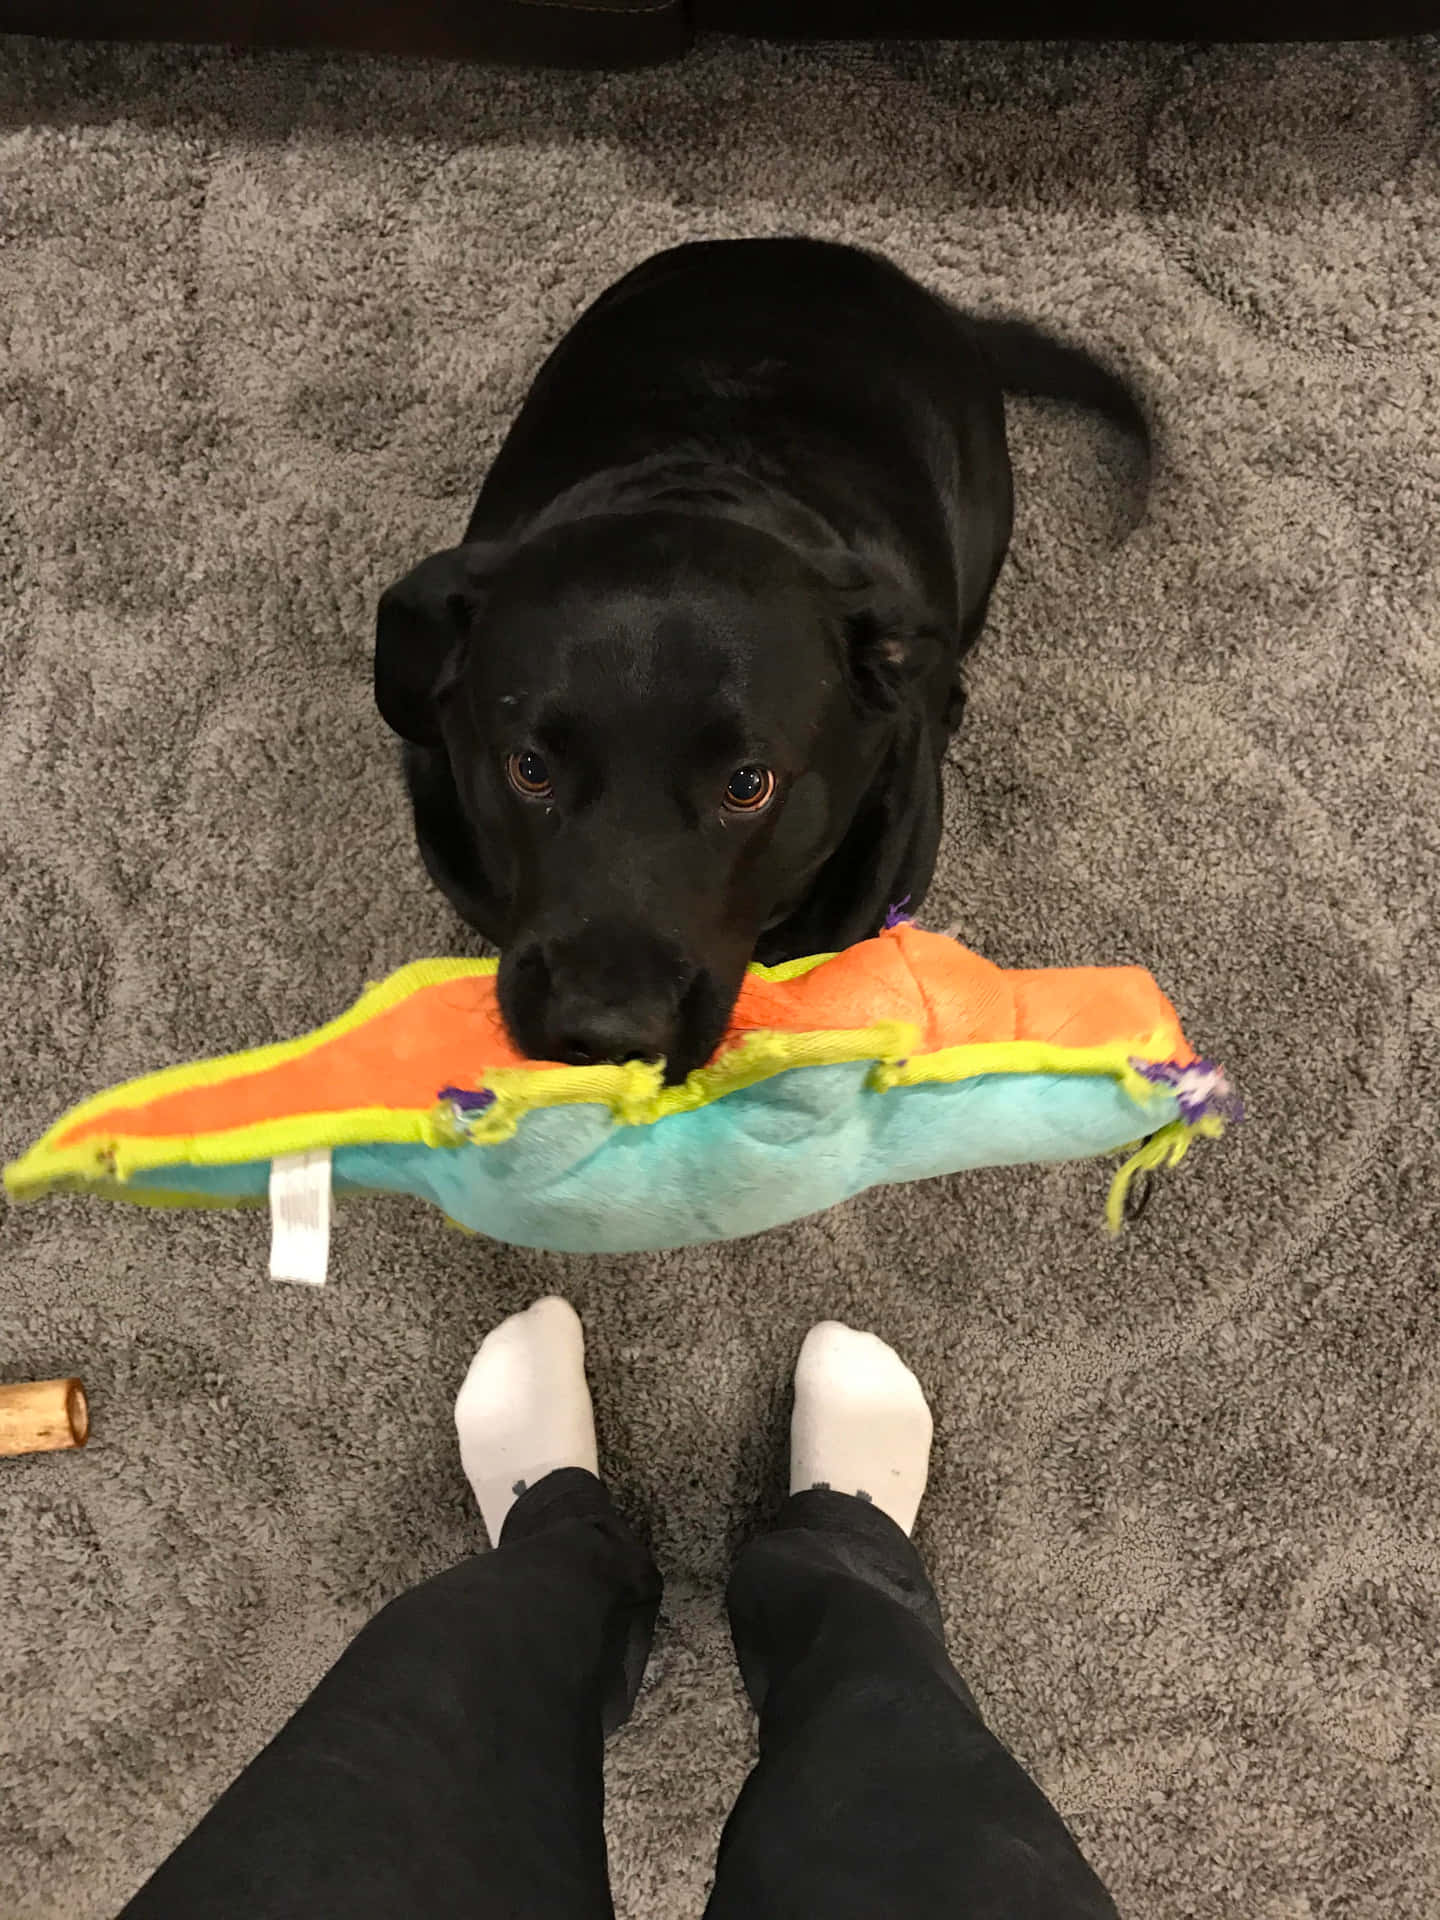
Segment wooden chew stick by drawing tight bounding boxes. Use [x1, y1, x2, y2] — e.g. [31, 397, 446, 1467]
[0, 1378, 90, 1456]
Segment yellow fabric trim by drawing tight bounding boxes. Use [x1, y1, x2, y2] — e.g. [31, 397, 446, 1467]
[744, 950, 838, 983]
[870, 1034, 1173, 1106]
[19, 1175, 270, 1213]
[5, 1104, 461, 1198]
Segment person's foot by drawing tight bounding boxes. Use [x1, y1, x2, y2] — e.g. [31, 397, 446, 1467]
[454, 1297, 599, 1545]
[790, 1321, 933, 1535]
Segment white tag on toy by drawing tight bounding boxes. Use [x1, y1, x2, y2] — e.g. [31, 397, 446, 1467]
[269, 1150, 332, 1285]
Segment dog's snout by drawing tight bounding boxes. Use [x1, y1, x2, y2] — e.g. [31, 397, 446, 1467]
[505, 926, 698, 1073]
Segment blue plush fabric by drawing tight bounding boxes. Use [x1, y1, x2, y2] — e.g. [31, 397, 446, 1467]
[129, 1062, 1179, 1253]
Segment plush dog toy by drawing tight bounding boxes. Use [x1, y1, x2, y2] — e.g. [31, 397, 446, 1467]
[4, 924, 1235, 1254]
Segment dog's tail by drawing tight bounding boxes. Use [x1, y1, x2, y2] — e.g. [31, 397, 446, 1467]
[969, 314, 1151, 457]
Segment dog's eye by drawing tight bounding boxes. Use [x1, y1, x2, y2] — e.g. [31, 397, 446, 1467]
[506, 750, 553, 798]
[723, 765, 776, 814]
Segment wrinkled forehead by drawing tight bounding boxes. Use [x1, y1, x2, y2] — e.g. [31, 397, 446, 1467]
[473, 561, 840, 754]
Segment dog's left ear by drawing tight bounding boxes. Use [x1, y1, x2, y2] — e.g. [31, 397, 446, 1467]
[375, 543, 501, 748]
[836, 583, 953, 713]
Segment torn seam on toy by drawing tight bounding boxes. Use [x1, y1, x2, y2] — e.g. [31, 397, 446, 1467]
[438, 1024, 1206, 1146]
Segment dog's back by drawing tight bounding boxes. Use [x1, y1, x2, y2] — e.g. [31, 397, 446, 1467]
[468, 237, 1145, 633]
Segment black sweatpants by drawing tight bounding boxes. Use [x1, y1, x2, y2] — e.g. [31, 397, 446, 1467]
[120, 1470, 1119, 1919]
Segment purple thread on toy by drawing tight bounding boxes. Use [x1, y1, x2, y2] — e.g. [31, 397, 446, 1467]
[439, 1085, 497, 1116]
[1132, 1058, 1243, 1128]
[883, 896, 913, 929]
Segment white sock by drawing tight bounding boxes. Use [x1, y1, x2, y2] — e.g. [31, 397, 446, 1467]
[454, 1297, 599, 1545]
[790, 1321, 934, 1536]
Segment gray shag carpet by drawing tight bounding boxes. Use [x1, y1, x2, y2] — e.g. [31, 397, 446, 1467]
[2, 30, 1438, 1920]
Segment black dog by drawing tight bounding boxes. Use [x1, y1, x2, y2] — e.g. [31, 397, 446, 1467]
[376, 238, 1146, 1082]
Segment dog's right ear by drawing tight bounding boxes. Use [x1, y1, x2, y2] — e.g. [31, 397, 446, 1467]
[375, 545, 498, 748]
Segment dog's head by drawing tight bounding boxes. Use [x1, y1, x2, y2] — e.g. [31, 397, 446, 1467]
[376, 512, 950, 1081]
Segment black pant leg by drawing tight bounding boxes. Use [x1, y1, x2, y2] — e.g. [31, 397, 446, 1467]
[706, 1490, 1119, 1920]
[121, 1470, 661, 1920]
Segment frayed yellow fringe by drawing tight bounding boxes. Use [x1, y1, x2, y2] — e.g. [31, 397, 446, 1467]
[1104, 1113, 1227, 1235]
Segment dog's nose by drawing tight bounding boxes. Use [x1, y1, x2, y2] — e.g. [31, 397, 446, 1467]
[548, 996, 676, 1068]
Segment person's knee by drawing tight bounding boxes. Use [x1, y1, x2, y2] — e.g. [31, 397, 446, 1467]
[728, 1528, 942, 1657]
